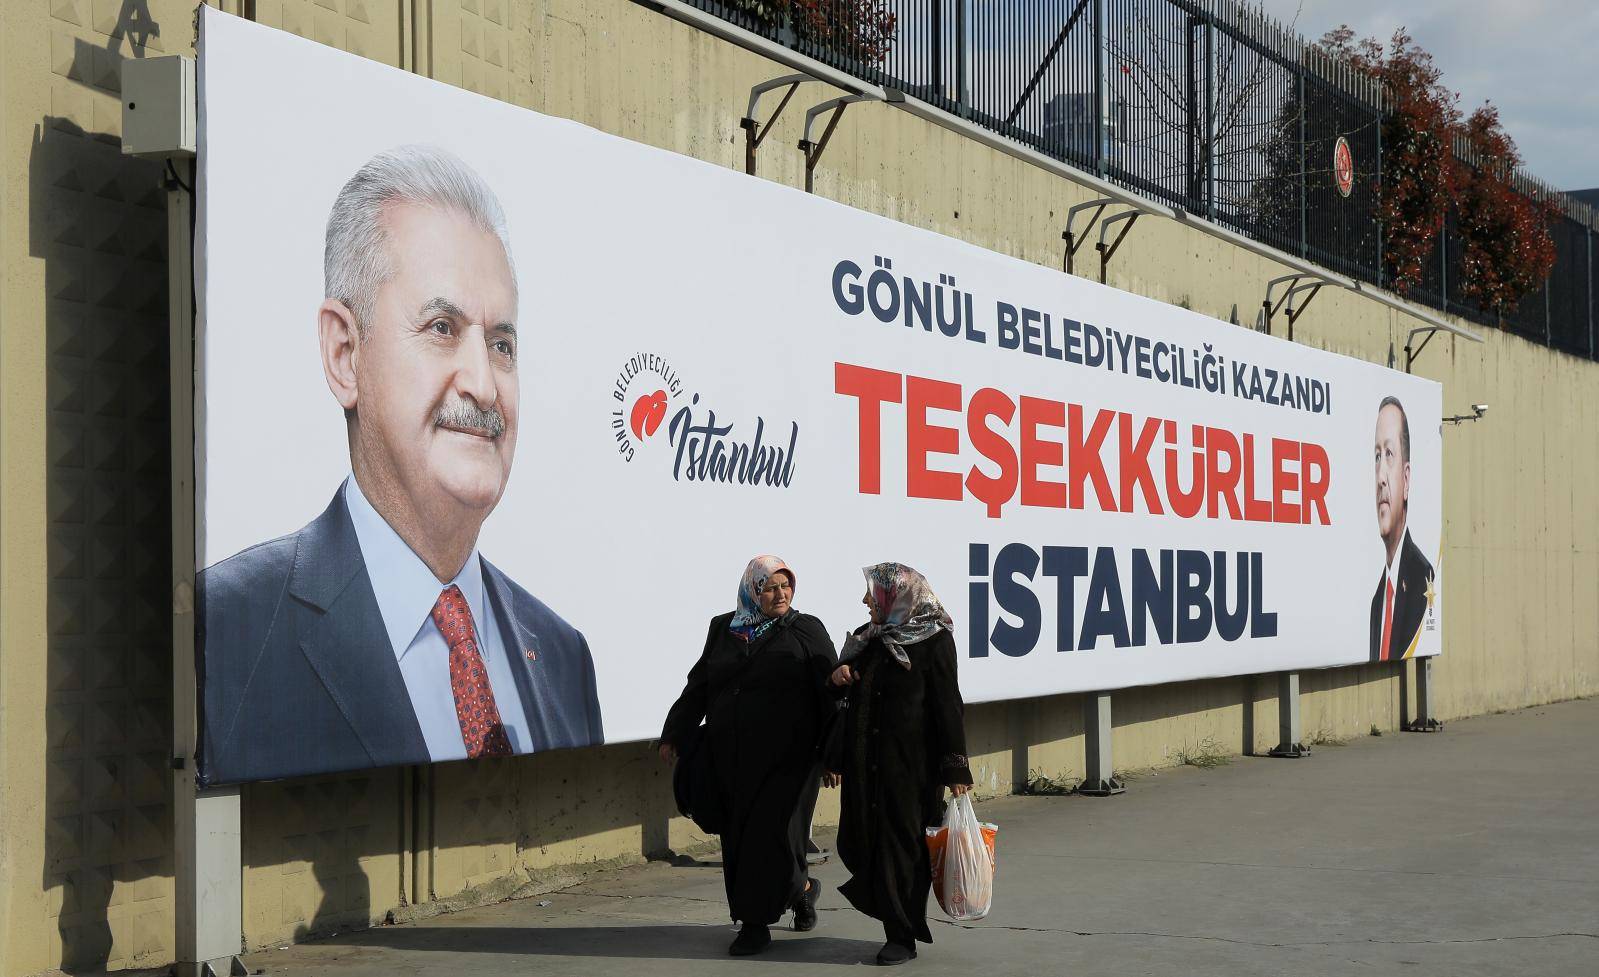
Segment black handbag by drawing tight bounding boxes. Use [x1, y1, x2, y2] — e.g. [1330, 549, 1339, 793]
[670, 724, 725, 835]
[818, 698, 849, 774]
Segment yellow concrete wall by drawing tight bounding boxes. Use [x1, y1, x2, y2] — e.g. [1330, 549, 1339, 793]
[2, 1, 194, 972]
[2, 0, 1596, 973]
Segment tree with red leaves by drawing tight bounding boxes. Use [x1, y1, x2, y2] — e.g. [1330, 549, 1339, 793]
[732, 0, 897, 63]
[1320, 27, 1459, 296]
[1454, 104, 1559, 319]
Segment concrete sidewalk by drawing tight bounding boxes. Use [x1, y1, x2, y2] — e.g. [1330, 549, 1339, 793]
[247, 698, 1599, 977]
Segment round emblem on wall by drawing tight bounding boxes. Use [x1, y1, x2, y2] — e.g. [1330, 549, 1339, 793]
[1333, 136, 1354, 198]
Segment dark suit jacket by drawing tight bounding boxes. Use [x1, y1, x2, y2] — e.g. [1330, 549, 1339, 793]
[1369, 529, 1434, 663]
[196, 489, 603, 786]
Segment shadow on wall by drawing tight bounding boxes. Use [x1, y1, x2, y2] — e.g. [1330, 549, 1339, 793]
[238, 738, 683, 948]
[984, 666, 1401, 776]
[242, 770, 390, 945]
[29, 3, 180, 969]
[32, 100, 172, 976]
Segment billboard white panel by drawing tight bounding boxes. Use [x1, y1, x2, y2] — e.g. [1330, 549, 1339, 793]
[195, 9, 1441, 784]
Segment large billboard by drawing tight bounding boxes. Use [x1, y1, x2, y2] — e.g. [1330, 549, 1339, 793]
[194, 9, 1442, 785]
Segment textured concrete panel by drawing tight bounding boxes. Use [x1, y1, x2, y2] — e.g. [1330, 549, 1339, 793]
[252, 0, 406, 67]
[242, 771, 404, 946]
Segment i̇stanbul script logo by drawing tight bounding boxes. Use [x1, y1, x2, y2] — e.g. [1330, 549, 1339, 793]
[609, 352, 799, 487]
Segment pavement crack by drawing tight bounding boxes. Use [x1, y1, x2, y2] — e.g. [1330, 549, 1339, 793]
[570, 889, 727, 906]
[932, 919, 1599, 949]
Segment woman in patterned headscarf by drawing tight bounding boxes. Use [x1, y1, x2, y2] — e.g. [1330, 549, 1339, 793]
[828, 562, 971, 966]
[659, 556, 838, 956]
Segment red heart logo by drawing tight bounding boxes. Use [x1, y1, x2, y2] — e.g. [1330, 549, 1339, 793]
[630, 389, 668, 440]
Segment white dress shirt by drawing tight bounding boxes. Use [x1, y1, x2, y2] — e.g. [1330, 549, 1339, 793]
[344, 476, 531, 761]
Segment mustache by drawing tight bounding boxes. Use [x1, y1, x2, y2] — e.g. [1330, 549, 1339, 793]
[434, 401, 506, 439]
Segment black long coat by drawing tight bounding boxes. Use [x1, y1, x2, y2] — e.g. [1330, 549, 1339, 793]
[661, 610, 837, 925]
[834, 629, 972, 944]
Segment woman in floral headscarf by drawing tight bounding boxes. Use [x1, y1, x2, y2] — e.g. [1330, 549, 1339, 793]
[659, 556, 838, 956]
[829, 563, 971, 966]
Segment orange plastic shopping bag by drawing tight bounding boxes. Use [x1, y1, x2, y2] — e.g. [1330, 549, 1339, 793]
[925, 794, 998, 920]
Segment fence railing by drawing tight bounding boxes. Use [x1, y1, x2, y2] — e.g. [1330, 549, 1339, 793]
[678, 0, 1598, 358]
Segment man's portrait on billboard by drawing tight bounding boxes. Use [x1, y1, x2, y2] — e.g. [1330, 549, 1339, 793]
[197, 146, 603, 785]
[1370, 395, 1435, 662]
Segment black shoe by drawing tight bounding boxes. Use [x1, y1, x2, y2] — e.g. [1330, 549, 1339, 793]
[729, 923, 771, 956]
[875, 941, 917, 966]
[793, 877, 820, 931]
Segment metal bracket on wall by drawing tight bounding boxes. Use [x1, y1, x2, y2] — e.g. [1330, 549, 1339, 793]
[1402, 325, 1443, 373]
[1062, 198, 1146, 282]
[1260, 273, 1329, 341]
[799, 93, 880, 193]
[1398, 313, 1487, 371]
[1096, 210, 1142, 284]
[741, 73, 817, 176]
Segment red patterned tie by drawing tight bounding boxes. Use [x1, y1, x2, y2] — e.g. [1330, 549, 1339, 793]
[430, 585, 512, 758]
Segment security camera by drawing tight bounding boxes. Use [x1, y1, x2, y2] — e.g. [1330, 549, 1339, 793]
[1444, 403, 1490, 426]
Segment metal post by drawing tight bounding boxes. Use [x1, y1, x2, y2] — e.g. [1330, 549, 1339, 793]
[1440, 225, 1449, 313]
[1375, 112, 1384, 288]
[1203, 19, 1215, 218]
[1298, 69, 1308, 259]
[1184, 19, 1198, 209]
[1546, 280, 1552, 347]
[1405, 657, 1444, 732]
[1587, 225, 1594, 359]
[1267, 672, 1309, 757]
[168, 160, 247, 977]
[1093, 0, 1106, 177]
[1079, 692, 1125, 795]
[955, 0, 968, 111]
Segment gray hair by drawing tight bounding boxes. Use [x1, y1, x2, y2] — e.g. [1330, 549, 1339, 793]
[324, 145, 514, 333]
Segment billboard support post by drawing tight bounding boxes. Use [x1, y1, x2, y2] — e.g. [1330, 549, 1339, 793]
[1405, 658, 1444, 732]
[167, 162, 247, 977]
[1078, 692, 1125, 795]
[125, 55, 249, 977]
[1268, 672, 1310, 757]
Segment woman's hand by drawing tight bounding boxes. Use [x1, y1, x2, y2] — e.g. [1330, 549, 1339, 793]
[822, 771, 842, 788]
[948, 783, 970, 797]
[658, 743, 677, 765]
[829, 664, 855, 687]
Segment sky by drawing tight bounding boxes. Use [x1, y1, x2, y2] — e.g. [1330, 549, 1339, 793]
[1263, 0, 1599, 191]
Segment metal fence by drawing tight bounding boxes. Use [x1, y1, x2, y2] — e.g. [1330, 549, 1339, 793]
[676, 0, 1599, 358]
